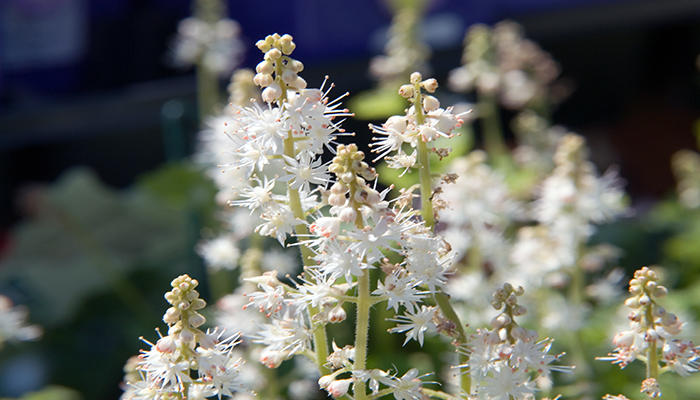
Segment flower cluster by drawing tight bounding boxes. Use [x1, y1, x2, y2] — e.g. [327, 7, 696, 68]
[455, 284, 573, 399]
[511, 133, 627, 287]
[448, 21, 561, 110]
[121, 275, 246, 400]
[170, 16, 244, 76]
[0, 294, 42, 349]
[369, 4, 431, 87]
[600, 267, 700, 397]
[369, 71, 464, 175]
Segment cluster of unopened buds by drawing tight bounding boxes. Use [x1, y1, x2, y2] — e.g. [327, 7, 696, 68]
[324, 143, 382, 224]
[254, 33, 307, 102]
[600, 267, 700, 398]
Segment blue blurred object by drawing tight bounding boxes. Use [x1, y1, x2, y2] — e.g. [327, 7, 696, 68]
[0, 0, 641, 96]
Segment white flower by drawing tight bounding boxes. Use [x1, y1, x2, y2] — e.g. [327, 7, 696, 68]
[244, 284, 287, 317]
[0, 295, 42, 347]
[373, 272, 426, 313]
[197, 235, 240, 271]
[388, 305, 437, 347]
[388, 368, 424, 400]
[280, 154, 331, 192]
[479, 365, 533, 400]
[229, 176, 278, 212]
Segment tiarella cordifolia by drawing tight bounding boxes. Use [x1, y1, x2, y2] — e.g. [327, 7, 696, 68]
[599, 267, 700, 398]
[120, 275, 247, 400]
[454, 284, 573, 399]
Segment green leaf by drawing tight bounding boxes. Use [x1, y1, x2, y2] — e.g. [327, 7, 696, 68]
[0, 167, 191, 326]
[347, 88, 407, 120]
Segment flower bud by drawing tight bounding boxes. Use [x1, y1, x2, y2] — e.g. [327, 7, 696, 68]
[281, 70, 298, 85]
[423, 95, 440, 112]
[318, 375, 334, 389]
[327, 378, 354, 398]
[624, 297, 640, 309]
[256, 39, 271, 52]
[262, 83, 282, 103]
[421, 78, 438, 93]
[189, 311, 206, 328]
[410, 72, 422, 84]
[328, 305, 347, 323]
[265, 48, 282, 61]
[254, 73, 274, 87]
[653, 286, 668, 299]
[638, 294, 650, 306]
[419, 126, 439, 142]
[156, 336, 177, 353]
[180, 327, 195, 342]
[256, 60, 274, 74]
[398, 84, 414, 98]
[338, 207, 357, 223]
[292, 76, 307, 90]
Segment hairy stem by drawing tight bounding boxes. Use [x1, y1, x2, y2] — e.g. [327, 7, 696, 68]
[412, 79, 470, 396]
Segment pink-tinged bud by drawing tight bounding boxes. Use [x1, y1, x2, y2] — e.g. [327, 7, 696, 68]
[262, 83, 282, 103]
[652, 306, 666, 318]
[309, 217, 341, 239]
[419, 126, 439, 142]
[398, 84, 414, 98]
[318, 375, 334, 389]
[281, 70, 298, 85]
[189, 312, 206, 328]
[613, 330, 635, 348]
[638, 294, 651, 306]
[423, 95, 440, 112]
[338, 207, 357, 223]
[180, 327, 195, 342]
[328, 305, 347, 323]
[326, 378, 354, 397]
[662, 313, 678, 327]
[644, 328, 659, 342]
[624, 297, 640, 309]
[653, 286, 668, 299]
[156, 336, 177, 353]
[421, 78, 438, 93]
[163, 307, 181, 324]
[260, 348, 286, 368]
[330, 181, 348, 194]
[328, 193, 346, 207]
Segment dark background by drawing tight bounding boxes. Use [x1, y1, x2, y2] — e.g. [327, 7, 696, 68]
[2, 0, 700, 232]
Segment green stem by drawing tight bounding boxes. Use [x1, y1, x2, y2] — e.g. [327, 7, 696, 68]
[353, 270, 371, 400]
[422, 388, 457, 400]
[412, 79, 470, 396]
[477, 91, 506, 162]
[413, 81, 435, 230]
[645, 303, 659, 382]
